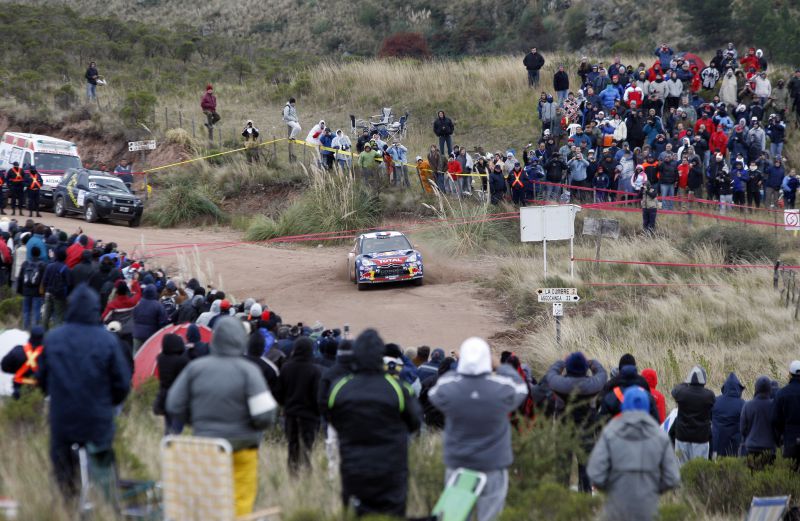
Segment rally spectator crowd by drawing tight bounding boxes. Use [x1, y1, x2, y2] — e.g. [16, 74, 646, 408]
[1, 217, 799, 520]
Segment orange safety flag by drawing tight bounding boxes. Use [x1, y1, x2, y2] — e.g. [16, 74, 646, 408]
[29, 177, 42, 190]
[511, 171, 524, 189]
[13, 343, 43, 385]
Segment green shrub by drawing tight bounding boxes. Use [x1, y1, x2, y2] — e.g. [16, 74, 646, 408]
[682, 226, 782, 263]
[0, 386, 46, 429]
[658, 502, 693, 521]
[53, 84, 78, 110]
[145, 182, 226, 227]
[0, 295, 23, 321]
[120, 90, 158, 128]
[681, 456, 800, 514]
[564, 6, 587, 50]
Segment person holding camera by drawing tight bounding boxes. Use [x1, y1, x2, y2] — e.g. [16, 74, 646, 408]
[641, 179, 659, 233]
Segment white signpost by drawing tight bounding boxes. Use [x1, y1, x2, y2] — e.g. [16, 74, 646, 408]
[537, 287, 580, 346]
[784, 209, 800, 231]
[128, 140, 157, 152]
[520, 205, 581, 277]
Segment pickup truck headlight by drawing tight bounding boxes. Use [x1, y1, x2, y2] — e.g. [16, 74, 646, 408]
[97, 195, 111, 203]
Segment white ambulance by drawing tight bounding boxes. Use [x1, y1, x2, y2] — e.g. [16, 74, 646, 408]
[0, 132, 83, 207]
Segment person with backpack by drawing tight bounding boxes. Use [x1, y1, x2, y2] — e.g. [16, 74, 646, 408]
[132, 285, 168, 352]
[41, 247, 72, 331]
[17, 245, 45, 329]
[159, 280, 185, 323]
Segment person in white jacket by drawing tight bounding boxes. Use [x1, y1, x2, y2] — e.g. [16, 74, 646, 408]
[719, 69, 738, 111]
[331, 129, 352, 169]
[306, 120, 326, 145]
[282, 98, 301, 139]
[754, 72, 772, 103]
[665, 72, 684, 112]
[611, 113, 627, 142]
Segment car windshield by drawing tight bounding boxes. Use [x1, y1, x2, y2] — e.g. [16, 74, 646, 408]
[89, 176, 129, 193]
[34, 153, 81, 172]
[362, 236, 412, 253]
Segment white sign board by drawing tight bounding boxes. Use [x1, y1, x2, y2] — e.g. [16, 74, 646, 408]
[552, 303, 563, 317]
[785, 209, 800, 231]
[128, 140, 157, 152]
[538, 288, 577, 295]
[520, 204, 581, 242]
[538, 294, 581, 302]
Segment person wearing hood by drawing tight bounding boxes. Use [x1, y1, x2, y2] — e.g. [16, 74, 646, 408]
[175, 293, 205, 324]
[208, 299, 233, 330]
[324, 329, 421, 517]
[772, 360, 800, 468]
[545, 352, 607, 493]
[70, 249, 95, 287]
[167, 317, 277, 516]
[741, 376, 777, 469]
[433, 111, 455, 157]
[600, 356, 660, 422]
[710, 49, 725, 73]
[671, 365, 716, 465]
[587, 386, 681, 521]
[196, 298, 222, 327]
[132, 284, 167, 351]
[488, 164, 507, 204]
[418, 348, 444, 381]
[154, 333, 188, 434]
[429, 338, 528, 520]
[185, 322, 209, 360]
[332, 129, 353, 170]
[1, 326, 45, 399]
[42, 246, 72, 331]
[38, 284, 131, 495]
[305, 119, 326, 146]
[276, 336, 322, 475]
[539, 94, 558, 131]
[720, 69, 738, 111]
[711, 373, 745, 457]
[641, 368, 667, 423]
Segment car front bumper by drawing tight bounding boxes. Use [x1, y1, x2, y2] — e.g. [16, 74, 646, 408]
[357, 265, 423, 284]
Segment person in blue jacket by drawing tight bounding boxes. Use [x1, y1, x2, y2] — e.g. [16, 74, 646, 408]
[599, 84, 621, 111]
[319, 127, 335, 170]
[132, 284, 168, 351]
[37, 284, 131, 496]
[711, 373, 745, 457]
[654, 44, 674, 69]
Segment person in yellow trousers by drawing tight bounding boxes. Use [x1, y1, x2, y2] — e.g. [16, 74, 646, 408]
[416, 155, 435, 194]
[167, 317, 278, 515]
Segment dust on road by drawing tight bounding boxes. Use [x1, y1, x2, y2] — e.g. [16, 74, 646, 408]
[33, 215, 509, 349]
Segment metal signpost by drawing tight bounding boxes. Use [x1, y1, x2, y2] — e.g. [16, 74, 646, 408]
[538, 288, 581, 346]
[128, 140, 157, 201]
[582, 217, 620, 264]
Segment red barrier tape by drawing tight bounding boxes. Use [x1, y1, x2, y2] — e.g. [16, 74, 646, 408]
[572, 257, 800, 270]
[584, 282, 722, 287]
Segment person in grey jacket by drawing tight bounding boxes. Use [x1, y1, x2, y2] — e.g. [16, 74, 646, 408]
[740, 376, 777, 469]
[166, 316, 278, 516]
[429, 337, 528, 521]
[587, 386, 681, 521]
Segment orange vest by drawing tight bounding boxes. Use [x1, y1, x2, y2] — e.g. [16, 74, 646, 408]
[612, 386, 625, 418]
[29, 176, 42, 190]
[13, 343, 43, 385]
[8, 167, 23, 183]
[511, 171, 524, 189]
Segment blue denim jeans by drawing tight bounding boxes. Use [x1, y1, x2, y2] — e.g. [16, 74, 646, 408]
[660, 183, 675, 209]
[86, 82, 96, 101]
[22, 295, 43, 330]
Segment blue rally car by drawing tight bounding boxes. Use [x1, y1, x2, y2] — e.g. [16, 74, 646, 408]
[348, 231, 423, 290]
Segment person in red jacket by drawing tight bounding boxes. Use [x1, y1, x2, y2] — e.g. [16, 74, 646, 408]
[694, 115, 715, 135]
[446, 153, 462, 195]
[200, 84, 220, 130]
[65, 235, 90, 269]
[740, 48, 760, 73]
[642, 368, 667, 424]
[709, 128, 729, 157]
[102, 279, 142, 322]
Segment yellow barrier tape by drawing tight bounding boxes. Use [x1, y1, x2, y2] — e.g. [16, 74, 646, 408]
[142, 138, 287, 173]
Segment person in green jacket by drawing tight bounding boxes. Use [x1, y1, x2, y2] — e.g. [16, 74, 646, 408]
[358, 144, 381, 187]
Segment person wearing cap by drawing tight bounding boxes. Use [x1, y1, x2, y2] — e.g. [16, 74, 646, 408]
[5, 161, 25, 216]
[132, 284, 168, 352]
[671, 366, 716, 466]
[323, 329, 421, 517]
[772, 361, 800, 468]
[208, 299, 232, 329]
[200, 84, 220, 132]
[429, 337, 528, 520]
[168, 317, 277, 516]
[587, 386, 681, 521]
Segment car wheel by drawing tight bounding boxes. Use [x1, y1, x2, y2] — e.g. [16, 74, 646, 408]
[54, 197, 65, 217]
[413, 277, 424, 287]
[84, 202, 98, 223]
[128, 216, 141, 228]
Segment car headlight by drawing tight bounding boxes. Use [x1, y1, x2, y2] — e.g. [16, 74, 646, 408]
[360, 258, 374, 267]
[406, 253, 421, 263]
[97, 195, 111, 203]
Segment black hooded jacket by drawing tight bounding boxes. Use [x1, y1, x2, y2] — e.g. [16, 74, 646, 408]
[275, 337, 321, 420]
[154, 334, 188, 414]
[325, 329, 421, 476]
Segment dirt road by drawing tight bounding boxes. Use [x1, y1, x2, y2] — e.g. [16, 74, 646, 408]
[31, 215, 508, 350]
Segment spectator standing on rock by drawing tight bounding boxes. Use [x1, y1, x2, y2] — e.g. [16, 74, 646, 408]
[275, 336, 322, 475]
[545, 352, 607, 493]
[433, 111, 455, 157]
[324, 329, 421, 517]
[772, 360, 800, 469]
[741, 376, 777, 469]
[711, 372, 745, 457]
[671, 365, 716, 466]
[523, 47, 545, 87]
[429, 338, 528, 521]
[85, 61, 99, 102]
[167, 317, 278, 516]
[587, 386, 681, 521]
[38, 285, 131, 496]
[200, 84, 220, 131]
